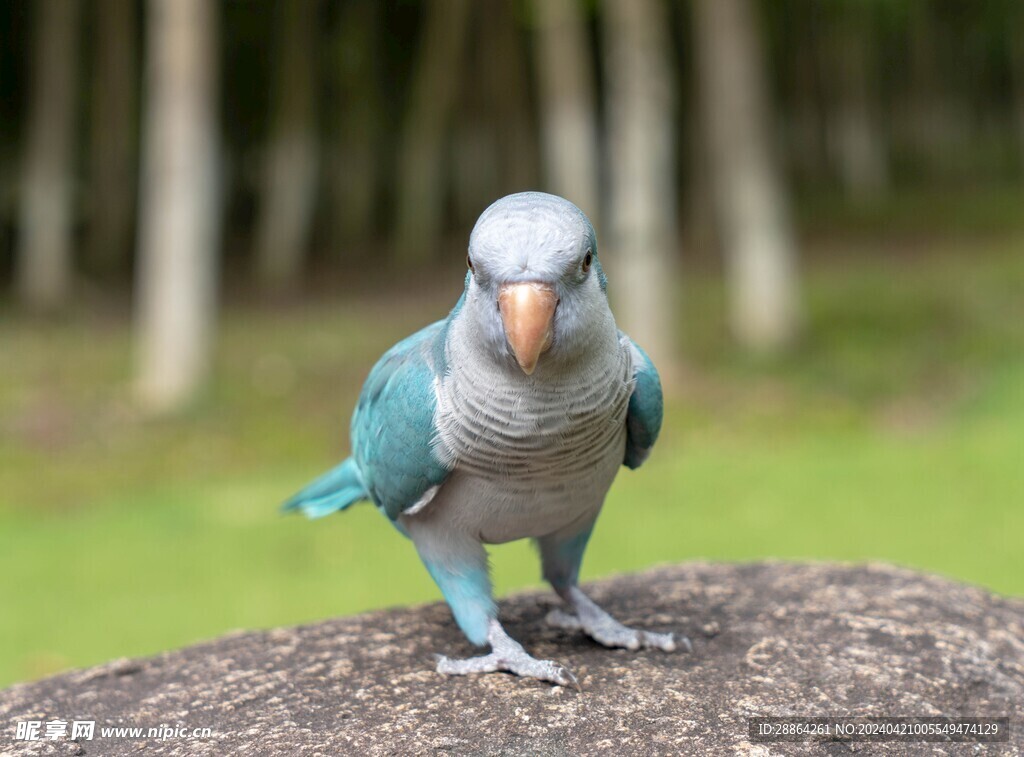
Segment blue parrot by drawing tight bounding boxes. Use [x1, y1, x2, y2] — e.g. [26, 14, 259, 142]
[283, 192, 687, 687]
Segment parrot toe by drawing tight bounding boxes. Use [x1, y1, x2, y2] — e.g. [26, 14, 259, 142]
[435, 650, 580, 690]
[548, 586, 691, 654]
[640, 629, 689, 653]
[545, 608, 583, 631]
[434, 619, 581, 689]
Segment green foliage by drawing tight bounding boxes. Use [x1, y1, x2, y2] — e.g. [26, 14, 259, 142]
[1, 212, 1023, 687]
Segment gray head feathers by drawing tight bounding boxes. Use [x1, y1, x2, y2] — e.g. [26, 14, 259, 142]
[457, 192, 615, 372]
[468, 192, 601, 289]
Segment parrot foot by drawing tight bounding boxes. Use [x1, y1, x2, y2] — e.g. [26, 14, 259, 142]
[435, 619, 580, 690]
[547, 586, 691, 653]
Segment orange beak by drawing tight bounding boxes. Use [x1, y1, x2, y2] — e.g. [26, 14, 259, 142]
[498, 282, 558, 375]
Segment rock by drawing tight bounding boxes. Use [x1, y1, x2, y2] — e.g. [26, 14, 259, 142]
[2, 562, 1022, 755]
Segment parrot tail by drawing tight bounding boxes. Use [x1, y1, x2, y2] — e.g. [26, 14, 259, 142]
[281, 457, 368, 518]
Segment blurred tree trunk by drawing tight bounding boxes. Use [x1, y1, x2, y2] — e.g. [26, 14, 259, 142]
[86, 0, 138, 274]
[451, 12, 499, 228]
[449, 127, 496, 225]
[532, 0, 599, 221]
[693, 0, 801, 353]
[828, 4, 888, 196]
[676, 0, 715, 258]
[451, 0, 536, 226]
[903, 4, 966, 177]
[1010, 26, 1024, 171]
[16, 0, 81, 311]
[393, 0, 471, 261]
[255, 0, 319, 291]
[683, 116, 717, 258]
[602, 0, 678, 374]
[135, 0, 219, 413]
[485, 0, 538, 196]
[787, 12, 829, 188]
[330, 0, 381, 250]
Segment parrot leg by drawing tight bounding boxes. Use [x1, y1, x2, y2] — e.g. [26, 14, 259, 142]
[410, 524, 579, 688]
[435, 618, 580, 689]
[537, 526, 691, 653]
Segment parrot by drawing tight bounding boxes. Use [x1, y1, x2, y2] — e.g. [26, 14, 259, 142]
[283, 192, 687, 688]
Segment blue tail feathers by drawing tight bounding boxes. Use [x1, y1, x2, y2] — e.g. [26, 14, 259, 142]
[281, 457, 368, 518]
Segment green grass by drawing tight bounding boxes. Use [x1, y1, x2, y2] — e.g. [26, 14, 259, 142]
[1, 225, 1023, 688]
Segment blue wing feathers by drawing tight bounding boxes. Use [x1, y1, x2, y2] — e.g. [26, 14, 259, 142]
[351, 321, 451, 520]
[623, 338, 663, 469]
[283, 319, 453, 522]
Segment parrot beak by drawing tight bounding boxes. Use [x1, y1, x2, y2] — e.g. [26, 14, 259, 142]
[498, 282, 558, 375]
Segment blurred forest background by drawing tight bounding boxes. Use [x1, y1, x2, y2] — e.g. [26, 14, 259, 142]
[1, 0, 1022, 687]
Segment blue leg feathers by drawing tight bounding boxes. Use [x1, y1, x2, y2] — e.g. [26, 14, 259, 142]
[422, 558, 495, 647]
[536, 525, 593, 593]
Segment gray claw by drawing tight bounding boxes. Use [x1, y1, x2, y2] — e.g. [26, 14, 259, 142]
[552, 664, 582, 691]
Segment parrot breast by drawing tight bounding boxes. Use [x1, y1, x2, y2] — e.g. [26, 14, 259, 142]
[425, 320, 633, 543]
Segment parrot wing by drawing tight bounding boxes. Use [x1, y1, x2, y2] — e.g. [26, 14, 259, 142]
[622, 335, 664, 470]
[350, 320, 453, 521]
[283, 320, 453, 521]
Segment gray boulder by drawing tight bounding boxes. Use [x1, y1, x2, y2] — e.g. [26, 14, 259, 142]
[2, 562, 1022, 755]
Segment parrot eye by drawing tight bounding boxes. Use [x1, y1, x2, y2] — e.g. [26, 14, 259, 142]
[582, 250, 593, 274]
[467, 255, 475, 273]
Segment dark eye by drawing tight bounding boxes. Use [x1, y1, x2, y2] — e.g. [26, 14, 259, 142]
[582, 250, 593, 273]
[467, 255, 474, 272]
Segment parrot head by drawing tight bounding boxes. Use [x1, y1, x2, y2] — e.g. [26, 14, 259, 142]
[463, 192, 609, 376]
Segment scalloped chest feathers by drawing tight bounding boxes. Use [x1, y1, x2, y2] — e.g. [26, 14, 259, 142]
[434, 336, 633, 489]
